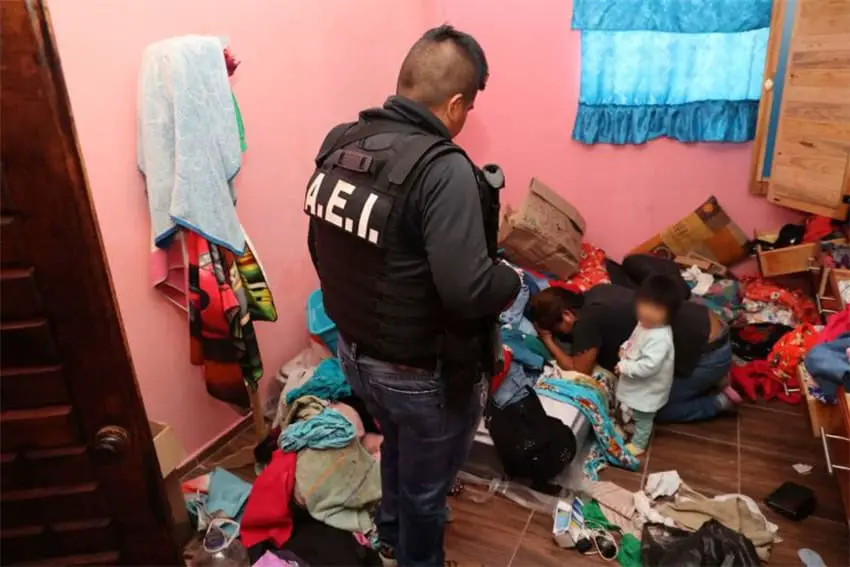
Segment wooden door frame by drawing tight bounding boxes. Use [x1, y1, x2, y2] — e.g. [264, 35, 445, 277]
[1, 0, 180, 563]
[749, 0, 789, 196]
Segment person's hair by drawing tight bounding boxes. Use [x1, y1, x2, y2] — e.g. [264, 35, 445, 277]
[527, 288, 584, 331]
[396, 25, 489, 107]
[635, 274, 683, 324]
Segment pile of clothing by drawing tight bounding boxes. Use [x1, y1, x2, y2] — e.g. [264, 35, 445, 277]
[184, 353, 385, 566]
[802, 307, 850, 403]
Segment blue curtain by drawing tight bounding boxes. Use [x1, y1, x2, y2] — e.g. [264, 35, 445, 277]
[572, 1, 772, 145]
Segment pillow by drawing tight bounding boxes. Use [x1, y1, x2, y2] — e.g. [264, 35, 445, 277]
[630, 196, 748, 266]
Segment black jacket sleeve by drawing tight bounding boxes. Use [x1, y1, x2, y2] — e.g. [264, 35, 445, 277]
[419, 153, 520, 320]
[307, 219, 318, 274]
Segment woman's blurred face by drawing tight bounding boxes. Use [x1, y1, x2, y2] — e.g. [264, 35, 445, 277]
[554, 310, 577, 334]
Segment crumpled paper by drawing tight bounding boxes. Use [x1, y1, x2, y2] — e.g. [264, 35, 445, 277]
[644, 470, 682, 500]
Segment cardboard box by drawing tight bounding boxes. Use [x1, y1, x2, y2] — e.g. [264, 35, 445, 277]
[150, 421, 192, 545]
[498, 178, 585, 279]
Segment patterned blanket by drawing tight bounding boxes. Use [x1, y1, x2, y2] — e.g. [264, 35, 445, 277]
[536, 366, 638, 479]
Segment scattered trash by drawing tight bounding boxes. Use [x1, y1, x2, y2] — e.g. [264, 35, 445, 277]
[792, 463, 813, 475]
[644, 470, 681, 500]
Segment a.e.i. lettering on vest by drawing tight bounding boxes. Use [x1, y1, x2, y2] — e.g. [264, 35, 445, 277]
[305, 172, 390, 246]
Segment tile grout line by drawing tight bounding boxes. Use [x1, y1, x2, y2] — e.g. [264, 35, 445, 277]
[506, 510, 534, 567]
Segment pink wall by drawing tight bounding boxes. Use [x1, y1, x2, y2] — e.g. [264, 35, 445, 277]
[444, 0, 798, 261]
[49, 0, 795, 454]
[48, 0, 439, 454]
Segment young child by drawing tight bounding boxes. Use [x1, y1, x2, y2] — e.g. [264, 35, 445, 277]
[615, 274, 681, 457]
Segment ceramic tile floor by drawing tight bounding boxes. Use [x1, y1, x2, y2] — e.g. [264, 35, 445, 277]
[185, 401, 850, 566]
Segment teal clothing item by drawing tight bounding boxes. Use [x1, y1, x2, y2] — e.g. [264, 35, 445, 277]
[233, 92, 247, 152]
[204, 467, 253, 527]
[523, 333, 552, 361]
[630, 409, 655, 449]
[279, 407, 355, 452]
[500, 328, 545, 370]
[572, 0, 771, 33]
[285, 358, 352, 404]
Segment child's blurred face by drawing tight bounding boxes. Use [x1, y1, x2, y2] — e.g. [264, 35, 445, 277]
[636, 300, 667, 328]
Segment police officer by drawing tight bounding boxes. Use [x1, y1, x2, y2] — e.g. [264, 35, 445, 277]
[306, 25, 520, 567]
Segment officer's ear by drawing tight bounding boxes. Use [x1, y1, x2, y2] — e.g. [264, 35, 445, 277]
[447, 93, 470, 117]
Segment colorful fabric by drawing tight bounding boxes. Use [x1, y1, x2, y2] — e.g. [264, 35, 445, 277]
[741, 299, 796, 327]
[536, 368, 638, 479]
[821, 242, 850, 269]
[280, 406, 355, 452]
[550, 242, 611, 293]
[799, 362, 836, 405]
[768, 323, 819, 382]
[572, 0, 771, 33]
[740, 278, 820, 326]
[690, 277, 741, 323]
[188, 231, 271, 406]
[285, 358, 352, 405]
[572, 4, 770, 145]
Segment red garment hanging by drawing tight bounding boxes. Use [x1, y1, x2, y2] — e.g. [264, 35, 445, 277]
[224, 47, 240, 77]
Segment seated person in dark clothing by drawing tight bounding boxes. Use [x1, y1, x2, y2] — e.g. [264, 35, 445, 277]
[527, 284, 741, 423]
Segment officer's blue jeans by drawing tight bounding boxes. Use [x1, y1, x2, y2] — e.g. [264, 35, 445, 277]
[656, 341, 733, 423]
[338, 337, 484, 567]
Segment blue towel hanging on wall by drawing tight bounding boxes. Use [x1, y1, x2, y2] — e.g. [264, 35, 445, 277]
[572, 0, 772, 145]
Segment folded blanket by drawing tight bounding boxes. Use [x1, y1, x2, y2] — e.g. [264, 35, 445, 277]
[296, 440, 381, 534]
[138, 35, 244, 254]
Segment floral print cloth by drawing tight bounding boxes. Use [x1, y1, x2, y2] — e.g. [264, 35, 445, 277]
[798, 362, 836, 404]
[768, 323, 819, 382]
[740, 278, 820, 326]
[536, 366, 638, 480]
[550, 242, 612, 294]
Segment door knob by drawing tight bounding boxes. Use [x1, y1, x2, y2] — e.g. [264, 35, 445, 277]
[92, 425, 130, 459]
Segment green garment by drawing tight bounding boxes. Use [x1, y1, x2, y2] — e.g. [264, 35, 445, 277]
[232, 92, 247, 152]
[523, 334, 553, 361]
[582, 499, 642, 567]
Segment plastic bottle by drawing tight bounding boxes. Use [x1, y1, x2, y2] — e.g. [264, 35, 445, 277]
[190, 518, 250, 567]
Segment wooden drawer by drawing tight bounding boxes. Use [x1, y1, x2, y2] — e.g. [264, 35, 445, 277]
[755, 230, 845, 278]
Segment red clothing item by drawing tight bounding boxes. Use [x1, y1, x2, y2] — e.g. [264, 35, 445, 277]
[490, 347, 514, 395]
[549, 242, 611, 294]
[804, 215, 838, 243]
[731, 360, 802, 405]
[240, 450, 298, 548]
[819, 307, 850, 345]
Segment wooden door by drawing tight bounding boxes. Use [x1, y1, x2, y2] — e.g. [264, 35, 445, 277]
[766, 0, 850, 219]
[0, 1, 181, 564]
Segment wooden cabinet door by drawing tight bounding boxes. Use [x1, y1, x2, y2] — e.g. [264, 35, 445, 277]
[0, 1, 180, 564]
[767, 0, 850, 219]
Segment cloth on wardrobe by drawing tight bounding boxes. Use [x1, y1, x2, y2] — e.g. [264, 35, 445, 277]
[295, 439, 381, 534]
[187, 231, 277, 405]
[658, 494, 779, 561]
[285, 358, 351, 405]
[279, 401, 356, 453]
[241, 450, 298, 548]
[138, 35, 244, 254]
[804, 333, 850, 398]
[536, 369, 638, 477]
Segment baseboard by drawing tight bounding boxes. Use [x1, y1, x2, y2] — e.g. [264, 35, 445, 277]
[174, 413, 253, 479]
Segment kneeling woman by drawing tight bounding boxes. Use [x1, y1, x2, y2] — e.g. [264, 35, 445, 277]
[527, 284, 740, 422]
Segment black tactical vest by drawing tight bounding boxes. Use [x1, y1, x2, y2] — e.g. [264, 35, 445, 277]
[306, 119, 502, 369]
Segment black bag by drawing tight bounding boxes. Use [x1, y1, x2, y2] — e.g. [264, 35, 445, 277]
[487, 388, 576, 488]
[622, 254, 691, 300]
[641, 520, 760, 567]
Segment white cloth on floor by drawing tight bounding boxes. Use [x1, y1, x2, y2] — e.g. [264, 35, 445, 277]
[645, 470, 682, 500]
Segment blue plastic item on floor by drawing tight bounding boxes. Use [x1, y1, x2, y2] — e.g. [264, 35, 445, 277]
[307, 289, 338, 354]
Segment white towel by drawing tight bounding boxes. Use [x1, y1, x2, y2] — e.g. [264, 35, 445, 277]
[138, 35, 244, 254]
